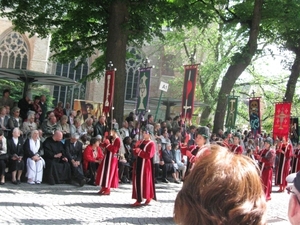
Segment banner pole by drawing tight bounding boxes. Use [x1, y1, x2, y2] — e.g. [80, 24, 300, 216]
[154, 90, 163, 122]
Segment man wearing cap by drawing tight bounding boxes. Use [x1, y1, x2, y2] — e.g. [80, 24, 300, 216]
[254, 137, 275, 201]
[95, 128, 120, 195]
[65, 133, 85, 187]
[131, 127, 156, 207]
[181, 126, 210, 177]
[230, 132, 244, 154]
[286, 172, 300, 224]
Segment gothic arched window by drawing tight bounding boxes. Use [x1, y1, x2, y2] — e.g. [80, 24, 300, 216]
[0, 31, 28, 69]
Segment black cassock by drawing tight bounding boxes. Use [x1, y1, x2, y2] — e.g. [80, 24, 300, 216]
[43, 137, 71, 184]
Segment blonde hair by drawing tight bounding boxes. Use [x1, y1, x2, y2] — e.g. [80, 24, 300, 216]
[174, 144, 267, 225]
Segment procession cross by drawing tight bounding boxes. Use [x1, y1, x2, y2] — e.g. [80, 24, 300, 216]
[227, 98, 236, 126]
[276, 108, 288, 130]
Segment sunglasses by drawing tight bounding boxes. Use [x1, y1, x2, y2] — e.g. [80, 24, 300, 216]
[286, 186, 300, 204]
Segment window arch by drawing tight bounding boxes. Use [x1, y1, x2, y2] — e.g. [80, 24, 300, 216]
[125, 47, 144, 101]
[0, 31, 29, 69]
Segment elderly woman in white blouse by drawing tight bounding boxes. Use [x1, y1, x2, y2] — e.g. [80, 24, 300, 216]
[24, 130, 44, 184]
[22, 113, 38, 138]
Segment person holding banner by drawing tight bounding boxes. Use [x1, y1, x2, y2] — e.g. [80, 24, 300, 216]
[181, 126, 210, 177]
[254, 137, 276, 201]
[131, 127, 156, 207]
[275, 136, 293, 192]
[95, 128, 120, 195]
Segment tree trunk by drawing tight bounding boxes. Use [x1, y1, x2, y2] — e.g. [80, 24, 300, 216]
[284, 48, 300, 102]
[106, 1, 129, 127]
[212, 0, 263, 134]
[200, 106, 212, 126]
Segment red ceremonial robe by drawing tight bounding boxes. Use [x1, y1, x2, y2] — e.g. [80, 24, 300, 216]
[132, 140, 156, 203]
[275, 143, 292, 186]
[258, 148, 275, 199]
[95, 137, 120, 189]
[230, 144, 243, 154]
[291, 148, 300, 173]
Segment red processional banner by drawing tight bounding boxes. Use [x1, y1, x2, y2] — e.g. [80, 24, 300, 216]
[273, 102, 292, 139]
[102, 70, 115, 116]
[181, 65, 198, 120]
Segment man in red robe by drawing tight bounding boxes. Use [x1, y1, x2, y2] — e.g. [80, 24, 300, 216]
[230, 132, 243, 154]
[254, 137, 275, 201]
[131, 128, 156, 207]
[275, 136, 293, 192]
[95, 128, 120, 195]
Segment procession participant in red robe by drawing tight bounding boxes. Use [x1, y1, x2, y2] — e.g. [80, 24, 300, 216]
[180, 126, 210, 177]
[275, 136, 293, 192]
[254, 137, 275, 201]
[291, 143, 300, 173]
[131, 128, 156, 207]
[230, 132, 243, 154]
[95, 128, 120, 195]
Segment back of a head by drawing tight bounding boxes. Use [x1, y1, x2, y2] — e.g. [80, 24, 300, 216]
[174, 144, 267, 225]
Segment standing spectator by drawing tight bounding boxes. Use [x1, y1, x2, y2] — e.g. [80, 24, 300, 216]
[31, 96, 42, 125]
[119, 121, 129, 140]
[65, 133, 85, 186]
[7, 128, 25, 185]
[18, 95, 33, 121]
[39, 95, 47, 123]
[96, 128, 120, 195]
[94, 116, 109, 138]
[0, 130, 7, 184]
[171, 116, 180, 132]
[83, 137, 104, 185]
[43, 131, 71, 185]
[53, 101, 64, 121]
[0, 106, 9, 137]
[0, 89, 14, 109]
[63, 102, 72, 117]
[174, 144, 267, 225]
[7, 107, 23, 138]
[125, 112, 135, 123]
[24, 130, 44, 184]
[275, 136, 293, 192]
[131, 128, 156, 206]
[166, 116, 173, 133]
[5, 105, 11, 119]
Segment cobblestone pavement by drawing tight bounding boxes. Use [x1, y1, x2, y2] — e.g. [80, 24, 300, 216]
[0, 181, 291, 225]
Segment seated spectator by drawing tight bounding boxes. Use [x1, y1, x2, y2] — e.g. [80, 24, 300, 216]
[24, 130, 44, 184]
[63, 102, 72, 117]
[7, 128, 25, 185]
[118, 136, 134, 183]
[0, 89, 14, 109]
[83, 137, 104, 185]
[7, 107, 23, 138]
[173, 142, 187, 181]
[22, 113, 38, 138]
[43, 131, 71, 185]
[68, 110, 77, 126]
[53, 101, 64, 122]
[162, 142, 180, 184]
[64, 133, 85, 186]
[0, 130, 7, 184]
[56, 115, 71, 137]
[41, 115, 57, 138]
[38, 129, 45, 143]
[71, 118, 85, 136]
[80, 134, 90, 152]
[174, 144, 267, 225]
[81, 118, 94, 139]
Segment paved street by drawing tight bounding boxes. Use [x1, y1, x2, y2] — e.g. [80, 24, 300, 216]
[0, 182, 291, 225]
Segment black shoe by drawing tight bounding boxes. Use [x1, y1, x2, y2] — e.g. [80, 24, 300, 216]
[0, 182, 4, 185]
[162, 178, 169, 183]
[79, 179, 85, 187]
[17, 180, 21, 184]
[12, 180, 18, 185]
[174, 179, 181, 184]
